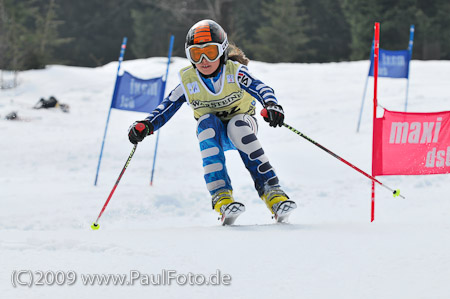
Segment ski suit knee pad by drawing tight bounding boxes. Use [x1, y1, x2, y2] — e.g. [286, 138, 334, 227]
[227, 114, 279, 195]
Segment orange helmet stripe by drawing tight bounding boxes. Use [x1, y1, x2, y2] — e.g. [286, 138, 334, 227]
[193, 24, 212, 44]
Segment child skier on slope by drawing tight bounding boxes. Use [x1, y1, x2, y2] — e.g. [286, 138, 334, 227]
[128, 19, 297, 224]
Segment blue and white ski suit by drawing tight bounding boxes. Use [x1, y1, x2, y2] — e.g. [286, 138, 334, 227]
[145, 60, 282, 197]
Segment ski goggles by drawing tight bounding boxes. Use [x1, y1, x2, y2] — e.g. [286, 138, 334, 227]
[185, 39, 228, 64]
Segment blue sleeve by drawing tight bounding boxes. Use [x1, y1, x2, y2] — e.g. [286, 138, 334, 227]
[237, 65, 278, 107]
[145, 84, 186, 131]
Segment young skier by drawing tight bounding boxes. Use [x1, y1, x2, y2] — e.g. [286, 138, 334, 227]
[128, 19, 296, 224]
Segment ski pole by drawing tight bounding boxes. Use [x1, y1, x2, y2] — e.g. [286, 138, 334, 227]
[261, 109, 404, 199]
[91, 123, 145, 230]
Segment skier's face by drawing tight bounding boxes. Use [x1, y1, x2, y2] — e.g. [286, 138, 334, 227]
[196, 57, 220, 76]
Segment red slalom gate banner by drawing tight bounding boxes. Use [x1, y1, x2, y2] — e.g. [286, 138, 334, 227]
[373, 109, 450, 176]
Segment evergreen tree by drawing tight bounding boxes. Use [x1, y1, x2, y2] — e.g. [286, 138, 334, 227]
[341, 0, 381, 60]
[53, 0, 137, 67]
[0, 0, 8, 68]
[434, 0, 450, 59]
[33, 0, 71, 66]
[415, 0, 450, 59]
[303, 0, 351, 62]
[249, 0, 314, 63]
[1, 0, 68, 69]
[3, 0, 450, 68]
[130, 6, 176, 59]
[130, 0, 236, 60]
[1, 0, 39, 70]
[231, 0, 265, 60]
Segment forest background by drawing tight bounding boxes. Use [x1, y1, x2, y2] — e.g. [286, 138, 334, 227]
[1, 0, 449, 70]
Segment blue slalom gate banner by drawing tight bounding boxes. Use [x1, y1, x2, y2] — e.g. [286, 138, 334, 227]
[94, 35, 174, 186]
[356, 24, 415, 133]
[111, 71, 164, 113]
[368, 49, 410, 78]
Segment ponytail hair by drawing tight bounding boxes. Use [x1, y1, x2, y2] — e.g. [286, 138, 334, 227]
[227, 43, 250, 66]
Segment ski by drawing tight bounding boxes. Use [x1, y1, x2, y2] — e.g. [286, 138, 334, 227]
[273, 200, 297, 223]
[220, 202, 245, 226]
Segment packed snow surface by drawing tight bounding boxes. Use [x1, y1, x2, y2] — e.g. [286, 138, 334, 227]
[1, 57, 450, 299]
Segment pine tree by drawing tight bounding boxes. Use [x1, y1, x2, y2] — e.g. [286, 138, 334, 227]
[340, 0, 381, 60]
[1, 0, 37, 70]
[231, 0, 264, 59]
[130, 6, 174, 59]
[33, 0, 71, 66]
[249, 0, 314, 62]
[304, 0, 351, 62]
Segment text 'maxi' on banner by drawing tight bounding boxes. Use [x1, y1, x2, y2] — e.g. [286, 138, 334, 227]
[373, 109, 450, 176]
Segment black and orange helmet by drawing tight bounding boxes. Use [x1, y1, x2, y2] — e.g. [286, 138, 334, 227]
[185, 19, 229, 64]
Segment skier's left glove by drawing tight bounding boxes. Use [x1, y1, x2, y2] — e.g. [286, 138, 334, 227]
[128, 120, 154, 144]
[263, 103, 285, 127]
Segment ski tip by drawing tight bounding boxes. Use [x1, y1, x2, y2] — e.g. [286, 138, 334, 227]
[274, 200, 297, 223]
[221, 202, 245, 226]
[91, 223, 100, 230]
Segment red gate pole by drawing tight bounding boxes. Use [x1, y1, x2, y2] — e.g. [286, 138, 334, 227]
[371, 22, 380, 222]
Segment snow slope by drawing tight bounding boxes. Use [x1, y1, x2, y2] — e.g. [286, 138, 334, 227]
[1, 57, 450, 299]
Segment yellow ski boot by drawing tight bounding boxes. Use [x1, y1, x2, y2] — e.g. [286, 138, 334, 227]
[261, 187, 297, 223]
[212, 189, 245, 225]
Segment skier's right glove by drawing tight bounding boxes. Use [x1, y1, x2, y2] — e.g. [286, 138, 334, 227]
[128, 120, 154, 144]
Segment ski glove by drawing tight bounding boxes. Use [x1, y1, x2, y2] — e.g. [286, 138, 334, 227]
[128, 120, 154, 144]
[264, 104, 285, 127]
